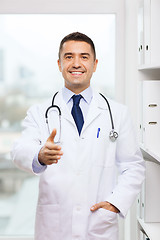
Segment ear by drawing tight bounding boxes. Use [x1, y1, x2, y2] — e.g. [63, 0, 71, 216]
[57, 59, 62, 72]
[93, 59, 98, 72]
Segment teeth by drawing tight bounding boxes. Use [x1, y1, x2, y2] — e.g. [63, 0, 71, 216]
[71, 72, 83, 75]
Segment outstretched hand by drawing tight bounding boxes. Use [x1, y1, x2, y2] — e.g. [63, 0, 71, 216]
[38, 129, 63, 165]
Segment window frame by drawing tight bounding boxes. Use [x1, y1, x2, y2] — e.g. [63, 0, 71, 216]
[0, 1, 125, 239]
[0, 0, 125, 103]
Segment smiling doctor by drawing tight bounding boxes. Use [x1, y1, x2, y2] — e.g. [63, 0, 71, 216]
[12, 32, 145, 240]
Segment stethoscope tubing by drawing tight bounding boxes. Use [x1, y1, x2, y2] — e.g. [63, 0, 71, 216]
[45, 92, 60, 122]
[45, 91, 118, 141]
[99, 93, 114, 131]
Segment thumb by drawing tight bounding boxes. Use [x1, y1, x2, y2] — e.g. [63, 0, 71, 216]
[47, 128, 57, 142]
[90, 202, 104, 212]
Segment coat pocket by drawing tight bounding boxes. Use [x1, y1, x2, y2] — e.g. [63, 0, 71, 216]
[91, 136, 115, 168]
[87, 208, 118, 240]
[35, 204, 60, 240]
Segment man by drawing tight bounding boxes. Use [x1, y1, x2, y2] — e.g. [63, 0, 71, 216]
[12, 32, 145, 240]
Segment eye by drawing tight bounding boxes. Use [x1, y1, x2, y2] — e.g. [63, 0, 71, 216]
[82, 55, 89, 60]
[65, 55, 72, 60]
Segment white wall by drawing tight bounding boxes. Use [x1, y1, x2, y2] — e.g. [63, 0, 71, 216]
[125, 0, 139, 123]
[124, 0, 141, 240]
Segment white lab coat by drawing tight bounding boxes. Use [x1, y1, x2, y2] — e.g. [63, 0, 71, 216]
[12, 89, 145, 240]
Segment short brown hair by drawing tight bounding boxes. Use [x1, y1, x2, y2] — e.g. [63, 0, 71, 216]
[58, 32, 96, 60]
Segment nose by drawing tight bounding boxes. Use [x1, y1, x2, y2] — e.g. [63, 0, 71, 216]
[72, 56, 81, 68]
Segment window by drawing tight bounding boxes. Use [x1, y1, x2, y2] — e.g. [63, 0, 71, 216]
[0, 14, 115, 237]
[0, 49, 4, 81]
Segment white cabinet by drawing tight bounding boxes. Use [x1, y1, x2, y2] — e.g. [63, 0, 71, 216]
[137, 1, 160, 239]
[141, 80, 160, 157]
[139, 161, 160, 223]
[138, 0, 144, 65]
[138, 0, 160, 68]
[137, 157, 160, 239]
[150, 0, 160, 66]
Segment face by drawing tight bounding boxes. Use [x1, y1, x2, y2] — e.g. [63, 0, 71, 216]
[58, 40, 98, 94]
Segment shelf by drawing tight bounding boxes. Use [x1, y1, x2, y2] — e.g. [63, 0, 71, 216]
[138, 65, 160, 70]
[140, 144, 160, 163]
[138, 217, 160, 240]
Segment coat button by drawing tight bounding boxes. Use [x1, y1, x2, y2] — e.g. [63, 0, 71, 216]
[76, 206, 81, 211]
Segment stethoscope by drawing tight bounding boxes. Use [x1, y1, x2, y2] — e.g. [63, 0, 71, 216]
[45, 92, 118, 142]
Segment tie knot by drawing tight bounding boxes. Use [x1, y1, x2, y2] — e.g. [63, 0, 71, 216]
[72, 94, 82, 106]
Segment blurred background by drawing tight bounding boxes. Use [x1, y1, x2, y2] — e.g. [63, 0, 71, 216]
[0, 14, 115, 236]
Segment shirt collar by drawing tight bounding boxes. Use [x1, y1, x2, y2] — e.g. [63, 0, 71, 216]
[62, 86, 93, 105]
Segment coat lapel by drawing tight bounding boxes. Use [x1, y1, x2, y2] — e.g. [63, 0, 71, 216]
[56, 90, 75, 126]
[82, 91, 108, 133]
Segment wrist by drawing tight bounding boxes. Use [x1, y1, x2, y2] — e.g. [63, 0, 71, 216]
[39, 160, 46, 166]
[38, 147, 45, 165]
[105, 201, 120, 213]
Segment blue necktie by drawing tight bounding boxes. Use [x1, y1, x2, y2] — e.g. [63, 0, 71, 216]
[71, 95, 84, 135]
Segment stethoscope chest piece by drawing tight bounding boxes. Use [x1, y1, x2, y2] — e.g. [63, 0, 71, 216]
[109, 130, 119, 142]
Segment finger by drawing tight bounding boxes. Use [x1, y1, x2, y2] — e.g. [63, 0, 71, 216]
[47, 159, 58, 165]
[49, 155, 62, 163]
[44, 157, 60, 165]
[90, 202, 105, 211]
[47, 128, 57, 143]
[46, 142, 62, 151]
[47, 154, 62, 161]
[47, 150, 63, 156]
[43, 146, 63, 156]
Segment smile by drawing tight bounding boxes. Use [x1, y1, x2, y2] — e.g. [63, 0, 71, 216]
[69, 71, 84, 75]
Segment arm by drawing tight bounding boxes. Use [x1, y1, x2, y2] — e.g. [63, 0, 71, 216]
[11, 105, 43, 174]
[91, 107, 145, 217]
[107, 108, 145, 217]
[11, 105, 63, 174]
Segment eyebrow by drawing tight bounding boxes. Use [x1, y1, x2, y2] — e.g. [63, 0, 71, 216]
[81, 53, 90, 56]
[64, 52, 90, 57]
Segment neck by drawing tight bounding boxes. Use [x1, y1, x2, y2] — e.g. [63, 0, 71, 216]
[65, 85, 90, 95]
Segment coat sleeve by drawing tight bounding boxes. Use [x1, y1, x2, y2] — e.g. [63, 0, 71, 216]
[11, 105, 44, 175]
[106, 106, 145, 217]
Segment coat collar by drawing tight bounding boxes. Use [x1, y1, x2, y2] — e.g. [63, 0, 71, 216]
[62, 86, 93, 106]
[82, 90, 108, 132]
[54, 89, 109, 133]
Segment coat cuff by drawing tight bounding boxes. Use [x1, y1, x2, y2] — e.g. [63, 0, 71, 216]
[32, 147, 47, 174]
